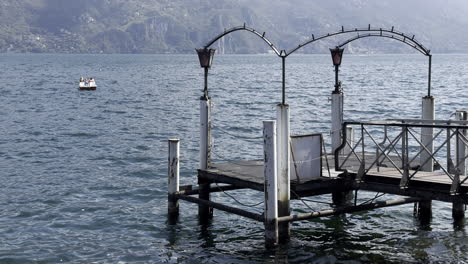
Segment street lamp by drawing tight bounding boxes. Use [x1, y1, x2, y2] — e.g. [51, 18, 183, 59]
[330, 47, 344, 94]
[196, 48, 216, 99]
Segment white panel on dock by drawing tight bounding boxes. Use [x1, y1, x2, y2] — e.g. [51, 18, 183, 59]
[290, 134, 322, 182]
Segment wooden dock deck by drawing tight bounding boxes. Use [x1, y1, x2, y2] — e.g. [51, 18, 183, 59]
[199, 154, 468, 203]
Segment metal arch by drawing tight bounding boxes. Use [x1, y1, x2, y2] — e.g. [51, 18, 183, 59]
[286, 26, 430, 56]
[203, 24, 282, 57]
[337, 33, 428, 55]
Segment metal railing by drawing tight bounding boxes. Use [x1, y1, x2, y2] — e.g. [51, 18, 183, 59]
[334, 119, 468, 194]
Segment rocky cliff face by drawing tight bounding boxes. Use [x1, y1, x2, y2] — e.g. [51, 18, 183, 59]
[1, 0, 468, 53]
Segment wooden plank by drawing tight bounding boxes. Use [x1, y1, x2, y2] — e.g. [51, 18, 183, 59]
[198, 152, 468, 203]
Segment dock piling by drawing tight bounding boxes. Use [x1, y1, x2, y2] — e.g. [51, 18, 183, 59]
[331, 91, 353, 205]
[421, 96, 435, 172]
[415, 200, 432, 225]
[168, 138, 180, 223]
[199, 97, 213, 223]
[276, 104, 290, 242]
[414, 96, 435, 223]
[332, 190, 354, 207]
[264, 120, 279, 248]
[453, 110, 467, 222]
[331, 93, 344, 153]
[452, 202, 465, 225]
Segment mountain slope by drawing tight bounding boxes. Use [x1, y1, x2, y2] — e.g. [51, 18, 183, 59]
[1, 0, 468, 53]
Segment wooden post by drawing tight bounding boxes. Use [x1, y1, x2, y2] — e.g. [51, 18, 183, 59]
[276, 104, 290, 242]
[199, 98, 213, 223]
[452, 202, 465, 226]
[453, 110, 467, 223]
[415, 200, 432, 225]
[168, 138, 180, 223]
[332, 191, 354, 207]
[263, 120, 278, 248]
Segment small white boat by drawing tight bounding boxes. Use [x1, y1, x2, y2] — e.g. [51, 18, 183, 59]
[79, 77, 96, 90]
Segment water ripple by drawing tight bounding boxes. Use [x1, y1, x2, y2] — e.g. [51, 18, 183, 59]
[0, 54, 466, 263]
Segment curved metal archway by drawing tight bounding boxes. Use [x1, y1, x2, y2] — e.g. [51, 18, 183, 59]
[286, 25, 430, 56]
[337, 33, 427, 55]
[199, 24, 433, 102]
[334, 32, 433, 96]
[204, 24, 282, 57]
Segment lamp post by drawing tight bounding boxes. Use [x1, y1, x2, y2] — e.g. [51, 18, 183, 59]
[196, 48, 216, 99]
[329, 46, 345, 152]
[329, 47, 345, 153]
[329, 46, 352, 206]
[196, 48, 216, 223]
[330, 47, 344, 94]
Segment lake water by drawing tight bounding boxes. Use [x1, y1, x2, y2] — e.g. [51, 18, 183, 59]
[0, 53, 467, 263]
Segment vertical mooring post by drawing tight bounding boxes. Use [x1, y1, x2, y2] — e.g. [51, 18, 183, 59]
[199, 97, 213, 223]
[415, 96, 435, 224]
[421, 96, 435, 172]
[331, 92, 344, 153]
[263, 120, 278, 248]
[415, 200, 432, 226]
[453, 110, 467, 223]
[276, 104, 290, 242]
[168, 138, 180, 223]
[331, 72, 352, 206]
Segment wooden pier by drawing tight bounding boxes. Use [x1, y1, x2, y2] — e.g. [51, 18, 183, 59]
[169, 118, 468, 247]
[168, 26, 467, 248]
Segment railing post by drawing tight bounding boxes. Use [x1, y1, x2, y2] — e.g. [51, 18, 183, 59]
[361, 124, 365, 169]
[263, 120, 278, 248]
[451, 129, 461, 195]
[356, 124, 365, 182]
[276, 104, 290, 243]
[421, 96, 435, 172]
[447, 128, 454, 173]
[456, 110, 467, 176]
[168, 138, 180, 223]
[199, 97, 213, 223]
[344, 126, 354, 155]
[400, 126, 409, 188]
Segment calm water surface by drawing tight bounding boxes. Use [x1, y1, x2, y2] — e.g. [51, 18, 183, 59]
[0, 53, 467, 263]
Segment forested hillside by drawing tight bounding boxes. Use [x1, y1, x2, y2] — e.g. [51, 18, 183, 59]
[1, 0, 468, 53]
